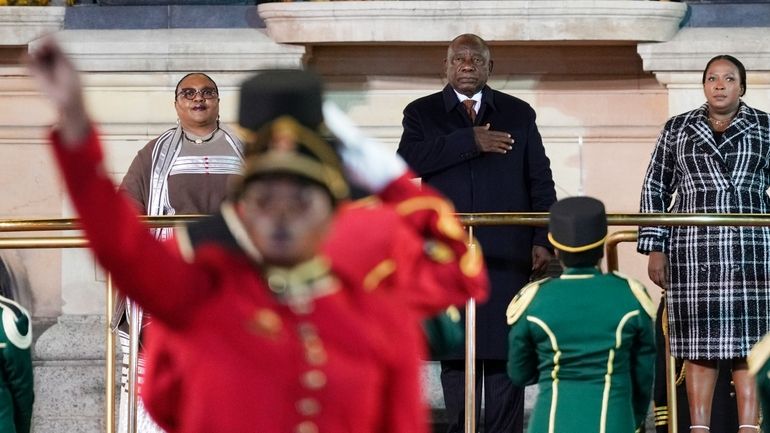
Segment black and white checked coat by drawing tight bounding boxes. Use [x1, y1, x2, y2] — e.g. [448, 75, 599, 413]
[639, 102, 770, 359]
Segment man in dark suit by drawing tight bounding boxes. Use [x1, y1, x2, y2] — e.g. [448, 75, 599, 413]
[398, 33, 556, 433]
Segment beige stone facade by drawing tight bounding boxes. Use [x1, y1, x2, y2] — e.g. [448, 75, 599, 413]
[0, 2, 688, 319]
[2, 0, 768, 333]
[9, 2, 770, 431]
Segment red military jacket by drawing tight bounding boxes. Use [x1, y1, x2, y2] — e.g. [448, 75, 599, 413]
[51, 128, 488, 433]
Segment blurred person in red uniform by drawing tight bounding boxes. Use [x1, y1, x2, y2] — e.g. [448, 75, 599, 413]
[27, 38, 487, 433]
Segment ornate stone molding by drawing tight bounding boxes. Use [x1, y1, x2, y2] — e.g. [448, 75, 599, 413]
[638, 28, 770, 117]
[259, 1, 687, 44]
[638, 28, 770, 75]
[0, 6, 64, 46]
[28, 28, 305, 72]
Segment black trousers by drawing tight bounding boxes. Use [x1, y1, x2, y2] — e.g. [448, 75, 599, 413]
[440, 359, 524, 433]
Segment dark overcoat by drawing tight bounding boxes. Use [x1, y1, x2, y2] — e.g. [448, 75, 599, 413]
[639, 102, 770, 359]
[398, 84, 556, 359]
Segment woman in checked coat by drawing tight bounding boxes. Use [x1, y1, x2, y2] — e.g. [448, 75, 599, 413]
[639, 55, 770, 433]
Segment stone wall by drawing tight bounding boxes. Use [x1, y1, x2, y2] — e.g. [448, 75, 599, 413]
[3, 1, 769, 431]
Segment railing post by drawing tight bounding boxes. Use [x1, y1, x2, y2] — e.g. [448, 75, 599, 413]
[664, 301, 678, 433]
[127, 301, 141, 433]
[105, 274, 116, 433]
[4, 213, 769, 433]
[464, 226, 477, 433]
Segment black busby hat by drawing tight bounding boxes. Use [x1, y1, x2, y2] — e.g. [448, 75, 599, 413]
[548, 196, 607, 254]
[238, 69, 324, 134]
[235, 69, 348, 202]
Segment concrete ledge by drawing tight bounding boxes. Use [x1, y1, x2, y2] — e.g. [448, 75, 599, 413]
[638, 28, 770, 73]
[0, 6, 64, 46]
[259, 0, 687, 44]
[28, 28, 305, 72]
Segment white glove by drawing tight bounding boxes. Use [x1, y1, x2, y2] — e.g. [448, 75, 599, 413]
[323, 101, 407, 193]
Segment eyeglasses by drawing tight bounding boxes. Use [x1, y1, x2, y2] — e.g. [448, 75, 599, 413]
[176, 87, 218, 100]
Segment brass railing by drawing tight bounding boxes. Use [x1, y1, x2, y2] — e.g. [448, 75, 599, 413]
[0, 216, 199, 433]
[2, 213, 770, 433]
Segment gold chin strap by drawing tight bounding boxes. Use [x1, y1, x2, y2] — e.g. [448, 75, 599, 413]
[547, 232, 607, 253]
[263, 256, 339, 315]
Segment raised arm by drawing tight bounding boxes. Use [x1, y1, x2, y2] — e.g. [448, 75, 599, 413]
[26, 38, 214, 328]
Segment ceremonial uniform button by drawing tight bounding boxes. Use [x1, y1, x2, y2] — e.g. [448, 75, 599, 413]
[297, 323, 317, 337]
[298, 323, 328, 365]
[295, 420, 319, 433]
[296, 398, 321, 416]
[301, 370, 327, 390]
[248, 309, 283, 336]
[303, 341, 327, 365]
[305, 347, 327, 365]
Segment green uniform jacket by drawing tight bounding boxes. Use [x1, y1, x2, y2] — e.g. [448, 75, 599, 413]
[748, 332, 770, 433]
[506, 267, 656, 433]
[0, 295, 34, 433]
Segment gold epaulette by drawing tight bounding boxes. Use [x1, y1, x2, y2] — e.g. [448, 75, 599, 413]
[394, 196, 465, 242]
[506, 278, 548, 325]
[612, 271, 656, 319]
[748, 333, 770, 376]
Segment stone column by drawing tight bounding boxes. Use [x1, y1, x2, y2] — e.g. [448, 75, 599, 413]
[638, 27, 770, 116]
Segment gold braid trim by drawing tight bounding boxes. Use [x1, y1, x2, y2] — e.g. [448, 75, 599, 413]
[362, 259, 396, 292]
[395, 197, 465, 241]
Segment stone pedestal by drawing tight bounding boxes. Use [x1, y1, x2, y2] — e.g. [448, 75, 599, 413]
[32, 315, 108, 433]
[638, 27, 770, 115]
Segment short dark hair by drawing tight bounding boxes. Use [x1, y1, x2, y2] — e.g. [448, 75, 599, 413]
[702, 55, 746, 96]
[175, 72, 218, 98]
[448, 33, 490, 59]
[558, 246, 603, 268]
